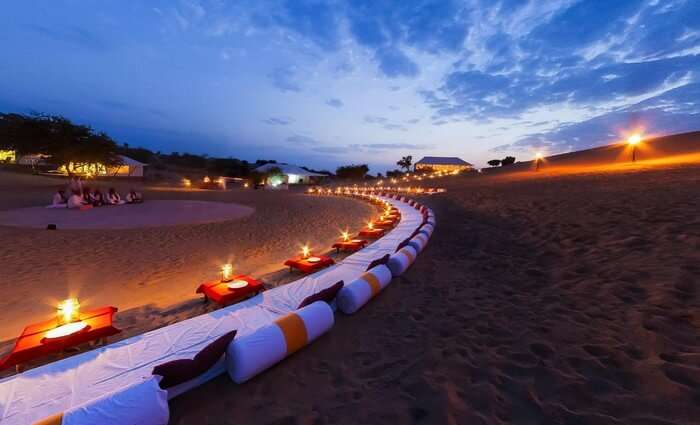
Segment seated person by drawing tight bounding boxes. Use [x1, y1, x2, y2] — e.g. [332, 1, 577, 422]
[92, 188, 106, 207]
[126, 189, 143, 204]
[67, 190, 86, 209]
[107, 187, 125, 205]
[47, 190, 67, 208]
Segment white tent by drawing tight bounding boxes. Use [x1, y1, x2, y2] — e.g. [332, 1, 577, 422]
[253, 163, 327, 184]
[108, 155, 147, 177]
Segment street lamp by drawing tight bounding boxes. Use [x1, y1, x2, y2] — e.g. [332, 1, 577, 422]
[535, 152, 543, 171]
[627, 134, 642, 162]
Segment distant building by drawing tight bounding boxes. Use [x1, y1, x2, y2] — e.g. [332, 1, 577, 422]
[253, 163, 328, 185]
[414, 156, 473, 172]
[57, 155, 147, 177]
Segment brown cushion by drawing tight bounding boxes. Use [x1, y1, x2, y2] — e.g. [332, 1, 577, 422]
[396, 237, 412, 252]
[365, 253, 390, 271]
[297, 280, 344, 309]
[153, 329, 237, 389]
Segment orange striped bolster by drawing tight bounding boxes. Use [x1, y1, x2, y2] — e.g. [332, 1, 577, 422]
[34, 413, 63, 425]
[275, 313, 308, 355]
[400, 248, 415, 263]
[361, 272, 382, 296]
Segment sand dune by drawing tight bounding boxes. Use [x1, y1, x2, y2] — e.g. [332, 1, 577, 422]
[171, 160, 700, 424]
[485, 130, 700, 174]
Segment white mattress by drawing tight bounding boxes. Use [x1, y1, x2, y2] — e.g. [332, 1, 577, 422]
[0, 196, 423, 425]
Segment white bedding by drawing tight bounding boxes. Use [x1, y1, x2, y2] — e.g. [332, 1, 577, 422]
[0, 195, 424, 425]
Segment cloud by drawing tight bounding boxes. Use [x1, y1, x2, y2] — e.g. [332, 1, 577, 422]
[375, 47, 419, 78]
[498, 83, 700, 153]
[325, 98, 344, 108]
[268, 67, 301, 92]
[264, 116, 294, 125]
[312, 145, 351, 154]
[352, 143, 434, 151]
[362, 115, 407, 131]
[286, 134, 318, 145]
[364, 115, 388, 124]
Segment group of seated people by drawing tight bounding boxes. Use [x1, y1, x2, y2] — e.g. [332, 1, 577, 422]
[49, 177, 143, 209]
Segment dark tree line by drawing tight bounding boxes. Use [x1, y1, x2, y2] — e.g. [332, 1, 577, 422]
[0, 113, 121, 169]
[488, 156, 516, 167]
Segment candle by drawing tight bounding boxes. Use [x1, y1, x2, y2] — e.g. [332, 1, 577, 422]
[221, 263, 233, 282]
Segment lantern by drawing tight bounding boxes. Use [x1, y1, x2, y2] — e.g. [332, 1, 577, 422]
[221, 263, 233, 282]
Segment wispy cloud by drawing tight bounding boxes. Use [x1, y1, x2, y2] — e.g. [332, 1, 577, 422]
[264, 116, 294, 125]
[325, 98, 344, 108]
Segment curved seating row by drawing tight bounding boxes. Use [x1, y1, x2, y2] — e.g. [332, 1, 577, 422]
[1, 192, 435, 425]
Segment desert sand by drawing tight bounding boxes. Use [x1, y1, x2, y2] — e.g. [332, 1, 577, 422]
[171, 158, 699, 424]
[0, 171, 373, 374]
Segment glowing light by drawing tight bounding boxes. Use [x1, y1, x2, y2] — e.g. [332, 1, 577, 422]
[221, 264, 233, 282]
[46, 321, 88, 339]
[302, 245, 310, 259]
[627, 134, 642, 145]
[243, 182, 249, 188]
[203, 176, 211, 183]
[57, 298, 80, 325]
[182, 178, 191, 187]
[535, 152, 543, 159]
[341, 230, 350, 241]
[367, 221, 374, 230]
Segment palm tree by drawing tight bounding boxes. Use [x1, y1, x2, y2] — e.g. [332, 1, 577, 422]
[397, 155, 413, 172]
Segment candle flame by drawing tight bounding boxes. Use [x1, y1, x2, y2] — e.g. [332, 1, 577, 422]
[302, 245, 310, 258]
[57, 298, 80, 324]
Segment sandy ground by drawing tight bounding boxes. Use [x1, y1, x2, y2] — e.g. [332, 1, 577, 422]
[171, 161, 700, 424]
[0, 172, 373, 371]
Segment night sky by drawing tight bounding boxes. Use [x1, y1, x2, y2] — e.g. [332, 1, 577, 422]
[1, 0, 699, 171]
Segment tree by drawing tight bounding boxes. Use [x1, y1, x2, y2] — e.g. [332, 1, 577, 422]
[386, 169, 403, 178]
[501, 156, 516, 166]
[0, 113, 121, 169]
[487, 159, 501, 167]
[396, 155, 413, 172]
[336, 164, 369, 179]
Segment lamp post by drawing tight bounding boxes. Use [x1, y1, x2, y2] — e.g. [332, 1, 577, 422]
[627, 134, 641, 162]
[535, 152, 543, 171]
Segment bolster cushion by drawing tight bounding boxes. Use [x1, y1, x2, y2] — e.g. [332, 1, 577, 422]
[226, 301, 334, 383]
[337, 264, 393, 314]
[388, 246, 418, 277]
[407, 233, 429, 253]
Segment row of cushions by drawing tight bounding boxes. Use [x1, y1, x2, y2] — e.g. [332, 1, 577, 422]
[152, 196, 425, 390]
[152, 280, 346, 390]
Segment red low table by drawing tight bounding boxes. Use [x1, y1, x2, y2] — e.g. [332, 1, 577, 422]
[0, 306, 120, 372]
[284, 255, 335, 273]
[373, 219, 395, 229]
[196, 275, 264, 306]
[332, 239, 367, 253]
[359, 227, 385, 238]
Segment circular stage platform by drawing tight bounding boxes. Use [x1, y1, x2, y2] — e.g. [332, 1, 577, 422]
[0, 200, 255, 230]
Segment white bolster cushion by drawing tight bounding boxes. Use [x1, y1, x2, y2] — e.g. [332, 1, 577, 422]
[337, 264, 393, 314]
[388, 245, 418, 277]
[226, 301, 334, 383]
[419, 223, 434, 237]
[408, 233, 429, 253]
[61, 377, 169, 425]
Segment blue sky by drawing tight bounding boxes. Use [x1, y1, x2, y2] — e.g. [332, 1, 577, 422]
[1, 0, 698, 171]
